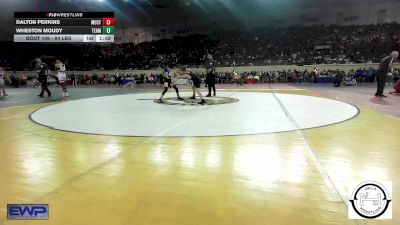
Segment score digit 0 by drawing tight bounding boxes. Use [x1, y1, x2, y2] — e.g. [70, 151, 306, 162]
[102, 18, 115, 26]
[103, 26, 115, 34]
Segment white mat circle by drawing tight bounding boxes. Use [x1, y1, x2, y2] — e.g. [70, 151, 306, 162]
[30, 92, 358, 137]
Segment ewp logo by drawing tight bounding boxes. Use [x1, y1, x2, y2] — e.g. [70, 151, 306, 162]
[7, 204, 49, 220]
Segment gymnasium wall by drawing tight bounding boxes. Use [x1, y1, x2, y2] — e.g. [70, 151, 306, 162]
[10, 63, 382, 78]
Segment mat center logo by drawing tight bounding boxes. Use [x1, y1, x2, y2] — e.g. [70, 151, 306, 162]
[154, 97, 239, 106]
[349, 181, 392, 219]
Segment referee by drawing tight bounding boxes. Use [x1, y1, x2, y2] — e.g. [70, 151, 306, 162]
[375, 51, 398, 97]
[206, 69, 216, 97]
[35, 58, 51, 97]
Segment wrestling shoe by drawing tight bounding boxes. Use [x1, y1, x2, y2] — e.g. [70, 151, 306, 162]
[190, 96, 196, 99]
[156, 99, 164, 103]
[199, 100, 206, 105]
[177, 97, 184, 100]
[375, 94, 387, 97]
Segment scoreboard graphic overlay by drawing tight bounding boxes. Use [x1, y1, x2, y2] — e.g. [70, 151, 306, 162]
[14, 12, 114, 43]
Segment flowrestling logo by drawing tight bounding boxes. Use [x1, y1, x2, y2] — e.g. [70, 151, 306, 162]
[348, 181, 392, 219]
[7, 204, 49, 220]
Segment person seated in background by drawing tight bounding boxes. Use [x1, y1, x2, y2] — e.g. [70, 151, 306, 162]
[355, 68, 363, 81]
[92, 74, 98, 85]
[233, 70, 242, 86]
[34, 78, 41, 88]
[333, 72, 344, 87]
[114, 72, 121, 86]
[85, 74, 91, 85]
[254, 72, 260, 82]
[390, 76, 400, 94]
[366, 67, 375, 82]
[344, 75, 357, 86]
[310, 68, 317, 83]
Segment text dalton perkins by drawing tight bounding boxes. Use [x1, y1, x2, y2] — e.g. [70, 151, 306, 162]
[16, 20, 61, 25]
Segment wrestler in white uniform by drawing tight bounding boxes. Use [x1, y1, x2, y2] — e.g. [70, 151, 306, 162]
[57, 64, 67, 83]
[56, 61, 69, 97]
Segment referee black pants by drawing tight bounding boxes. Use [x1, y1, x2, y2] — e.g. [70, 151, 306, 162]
[39, 77, 51, 97]
[208, 84, 216, 96]
[376, 74, 387, 96]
